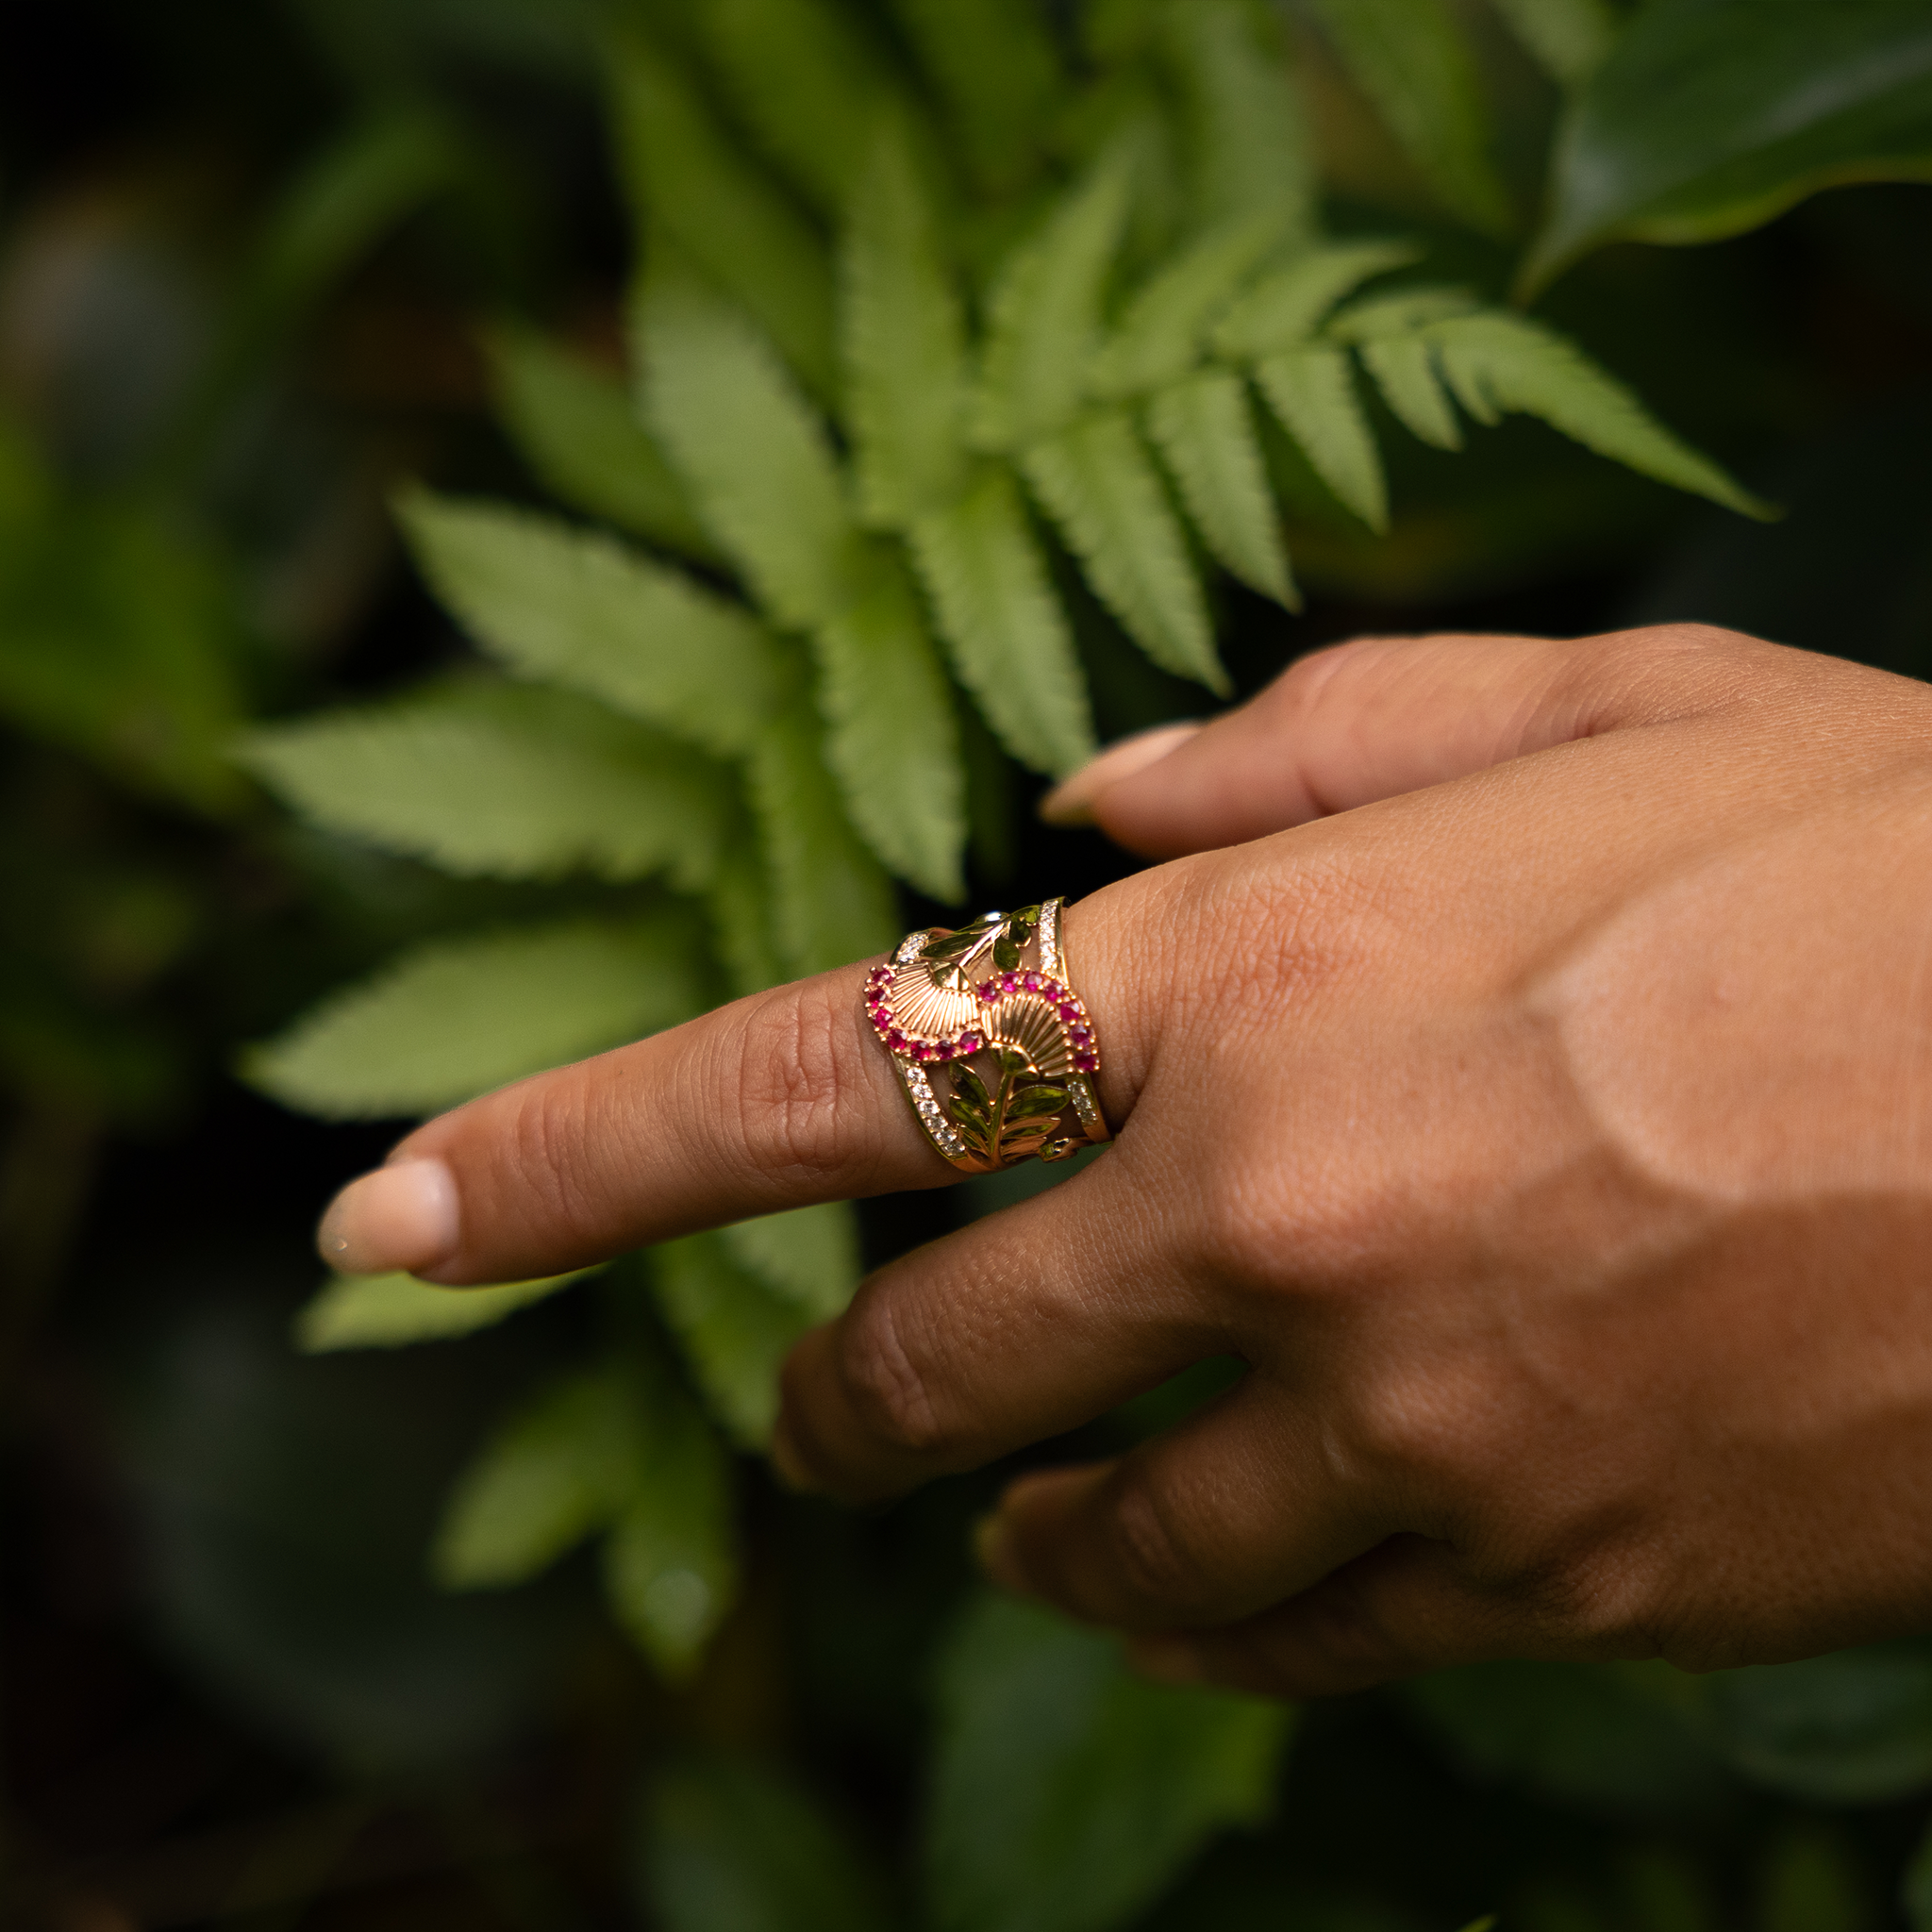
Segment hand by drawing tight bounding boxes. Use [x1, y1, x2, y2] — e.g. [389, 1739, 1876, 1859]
[317, 624, 1932, 1695]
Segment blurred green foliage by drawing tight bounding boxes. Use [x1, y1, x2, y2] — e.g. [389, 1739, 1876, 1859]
[3, 1, 1932, 1928]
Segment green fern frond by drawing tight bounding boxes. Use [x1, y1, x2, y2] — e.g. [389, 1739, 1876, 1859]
[1252, 347, 1389, 532]
[1023, 410, 1227, 694]
[238, 681, 735, 890]
[1213, 239, 1422, 360]
[972, 158, 1133, 451]
[1358, 337, 1464, 450]
[1487, 0, 1615, 86]
[606, 30, 838, 400]
[841, 118, 969, 527]
[636, 265, 866, 631]
[397, 490, 789, 760]
[242, 913, 713, 1120]
[721, 1201, 861, 1322]
[1145, 372, 1298, 607]
[811, 554, 967, 901]
[746, 713, 900, 977]
[1161, 0, 1316, 239]
[482, 323, 717, 562]
[707, 841, 787, 997]
[908, 465, 1097, 777]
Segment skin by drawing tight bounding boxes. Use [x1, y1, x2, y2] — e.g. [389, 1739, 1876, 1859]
[319, 624, 1932, 1697]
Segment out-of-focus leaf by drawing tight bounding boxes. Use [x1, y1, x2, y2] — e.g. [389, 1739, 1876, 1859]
[1253, 347, 1388, 532]
[637, 267, 864, 631]
[243, 912, 711, 1119]
[1759, 1829, 1870, 1932]
[483, 323, 717, 560]
[1522, 0, 1932, 298]
[639, 1753, 893, 1932]
[1703, 1641, 1932, 1804]
[238, 681, 735, 889]
[811, 554, 966, 900]
[890, 0, 1062, 196]
[1212, 240, 1421, 361]
[1358, 337, 1463, 450]
[1425, 311, 1773, 517]
[1145, 373, 1297, 606]
[908, 466, 1097, 777]
[1902, 1816, 1932, 1930]
[1306, 0, 1512, 237]
[701, 0, 907, 216]
[653, 1232, 813, 1447]
[1161, 0, 1315, 238]
[296, 1268, 595, 1353]
[1488, 0, 1615, 88]
[398, 490, 789, 760]
[607, 30, 837, 399]
[841, 117, 969, 526]
[928, 1595, 1291, 1932]
[708, 841, 788, 997]
[973, 160, 1132, 451]
[720, 1201, 861, 1322]
[746, 715, 899, 977]
[1024, 411, 1226, 691]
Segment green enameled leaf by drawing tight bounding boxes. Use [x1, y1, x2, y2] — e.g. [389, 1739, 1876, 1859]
[927, 1595, 1292, 1932]
[972, 159, 1132, 451]
[238, 680, 735, 889]
[1145, 371, 1297, 606]
[397, 489, 789, 760]
[908, 467, 1096, 778]
[606, 30, 838, 400]
[1252, 347, 1388, 533]
[1522, 0, 1932, 298]
[841, 117, 970, 525]
[1358, 337, 1463, 450]
[482, 324, 717, 561]
[1006, 1084, 1070, 1122]
[1212, 239, 1422, 361]
[747, 715, 900, 978]
[637, 267, 866, 632]
[243, 912, 712, 1120]
[296, 1268, 595, 1354]
[1306, 0, 1513, 238]
[1425, 311, 1773, 517]
[811, 553, 967, 901]
[1022, 410, 1227, 693]
[1488, 0, 1616, 87]
[721, 1201, 862, 1322]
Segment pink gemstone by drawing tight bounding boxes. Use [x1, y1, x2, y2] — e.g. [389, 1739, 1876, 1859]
[1002, 973, 1019, 991]
[1022, 972, 1041, 991]
[977, 979, 997, 1002]
[1074, 1050, 1098, 1072]
[886, 1030, 908, 1053]
[958, 1031, 981, 1054]
[1068, 1025, 1091, 1045]
[1058, 1001, 1081, 1022]
[913, 1041, 938, 1063]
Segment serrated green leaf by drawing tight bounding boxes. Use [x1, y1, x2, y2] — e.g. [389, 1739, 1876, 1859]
[1161, 0, 1315, 237]
[238, 680, 734, 889]
[602, 1363, 736, 1681]
[432, 1365, 635, 1590]
[482, 323, 717, 561]
[1145, 372, 1296, 606]
[700, 0, 907, 216]
[747, 715, 900, 977]
[296, 1268, 594, 1354]
[1358, 337, 1463, 450]
[1425, 311, 1774, 517]
[637, 267, 865, 631]
[1212, 239, 1422, 361]
[243, 912, 712, 1120]
[1089, 213, 1285, 402]
[653, 1232, 814, 1447]
[812, 554, 966, 901]
[973, 160, 1132, 451]
[399, 491, 786, 759]
[1252, 347, 1388, 532]
[397, 489, 788, 760]
[1488, 0, 1615, 87]
[841, 117, 969, 525]
[890, 0, 1063, 197]
[908, 467, 1096, 778]
[1326, 286, 1484, 340]
[721, 1201, 861, 1322]
[1307, 0, 1513, 237]
[707, 841, 787, 998]
[927, 1595, 1292, 1932]
[606, 30, 837, 400]
[1022, 411, 1226, 693]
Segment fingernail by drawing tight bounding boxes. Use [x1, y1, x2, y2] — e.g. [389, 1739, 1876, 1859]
[973, 1513, 1035, 1597]
[315, 1158, 459, 1275]
[1125, 1634, 1207, 1686]
[1039, 724, 1204, 826]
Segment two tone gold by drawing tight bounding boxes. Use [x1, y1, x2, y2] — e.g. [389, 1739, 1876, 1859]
[862, 899, 1110, 1174]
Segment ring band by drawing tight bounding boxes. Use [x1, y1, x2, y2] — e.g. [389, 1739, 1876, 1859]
[862, 898, 1111, 1174]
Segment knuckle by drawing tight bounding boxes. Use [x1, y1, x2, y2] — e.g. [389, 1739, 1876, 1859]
[1095, 1472, 1213, 1618]
[828, 1288, 952, 1460]
[724, 974, 875, 1182]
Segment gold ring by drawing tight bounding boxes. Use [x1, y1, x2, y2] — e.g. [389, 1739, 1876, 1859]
[862, 898, 1111, 1174]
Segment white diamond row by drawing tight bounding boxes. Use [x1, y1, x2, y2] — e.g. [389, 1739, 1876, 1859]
[1036, 899, 1061, 976]
[1068, 1074, 1103, 1136]
[902, 1062, 968, 1158]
